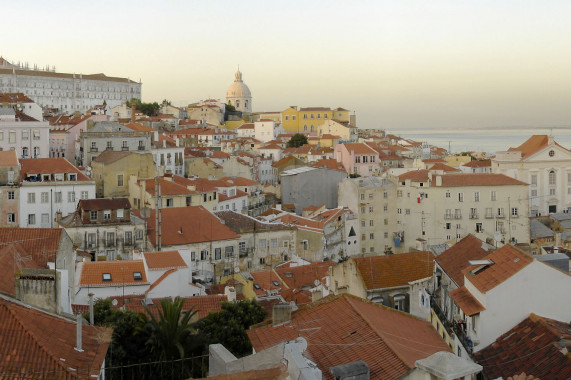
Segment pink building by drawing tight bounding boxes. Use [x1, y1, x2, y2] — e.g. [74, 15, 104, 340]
[334, 143, 379, 176]
[48, 114, 108, 164]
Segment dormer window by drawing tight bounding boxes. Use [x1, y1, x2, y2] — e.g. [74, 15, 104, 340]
[68, 173, 77, 181]
[104, 210, 111, 220]
[54, 173, 64, 181]
[133, 272, 142, 281]
[102, 273, 112, 281]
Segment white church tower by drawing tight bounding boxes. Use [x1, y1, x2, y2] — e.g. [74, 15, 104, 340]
[226, 69, 252, 113]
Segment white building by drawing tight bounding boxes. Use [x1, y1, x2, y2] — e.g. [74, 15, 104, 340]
[0, 93, 43, 121]
[492, 135, 571, 216]
[254, 119, 284, 143]
[0, 57, 142, 113]
[226, 69, 252, 113]
[0, 107, 50, 158]
[19, 158, 95, 228]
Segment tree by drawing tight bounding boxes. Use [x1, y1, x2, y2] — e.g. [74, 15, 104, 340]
[287, 133, 308, 148]
[126, 97, 161, 116]
[161, 99, 172, 107]
[226, 103, 236, 112]
[195, 299, 267, 358]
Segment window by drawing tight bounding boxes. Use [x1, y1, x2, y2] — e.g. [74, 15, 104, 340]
[549, 170, 556, 185]
[360, 193, 365, 200]
[9, 131, 16, 143]
[81, 191, 89, 199]
[259, 257, 266, 265]
[456, 233, 461, 239]
[383, 205, 388, 212]
[445, 191, 450, 198]
[67, 191, 75, 203]
[215, 248, 221, 260]
[102, 273, 111, 282]
[369, 220, 374, 226]
[22, 130, 29, 140]
[40, 192, 48, 203]
[27, 192, 36, 204]
[549, 150, 555, 157]
[54, 192, 62, 203]
[361, 220, 365, 227]
[397, 190, 402, 197]
[270, 239, 278, 248]
[368, 193, 373, 200]
[497, 208, 504, 217]
[531, 174, 537, 185]
[7, 213, 15, 223]
[355, 156, 361, 163]
[397, 208, 402, 214]
[474, 192, 480, 202]
[117, 209, 124, 218]
[7, 191, 14, 200]
[531, 189, 538, 197]
[470, 208, 478, 218]
[259, 239, 266, 249]
[200, 250, 207, 260]
[41, 213, 49, 225]
[106, 141, 113, 150]
[191, 251, 196, 261]
[383, 192, 388, 199]
[446, 222, 451, 230]
[491, 191, 497, 201]
[133, 272, 142, 281]
[405, 209, 411, 215]
[511, 207, 518, 217]
[117, 174, 124, 187]
[122, 140, 128, 148]
[369, 206, 373, 213]
[28, 214, 36, 225]
[550, 188, 556, 195]
[458, 193, 464, 202]
[360, 207, 365, 214]
[384, 232, 388, 238]
[33, 130, 40, 140]
[166, 198, 173, 207]
[136, 230, 143, 240]
[476, 223, 483, 233]
[104, 210, 111, 220]
[370, 233, 374, 239]
[225, 246, 234, 258]
[125, 231, 132, 245]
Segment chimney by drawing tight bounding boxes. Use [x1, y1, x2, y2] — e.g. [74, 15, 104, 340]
[272, 303, 292, 326]
[75, 312, 84, 352]
[131, 104, 136, 124]
[224, 286, 236, 302]
[330, 361, 370, 380]
[88, 293, 94, 325]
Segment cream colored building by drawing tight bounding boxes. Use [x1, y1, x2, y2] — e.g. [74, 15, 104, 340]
[394, 170, 530, 250]
[226, 70, 252, 114]
[337, 177, 399, 255]
[187, 104, 224, 125]
[91, 150, 156, 198]
[492, 135, 571, 216]
[318, 119, 357, 142]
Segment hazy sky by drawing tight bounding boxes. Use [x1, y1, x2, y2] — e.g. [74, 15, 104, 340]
[3, 1, 571, 130]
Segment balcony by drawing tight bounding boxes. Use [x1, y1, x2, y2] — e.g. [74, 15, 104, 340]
[485, 213, 494, 219]
[469, 213, 478, 219]
[496, 213, 505, 218]
[444, 214, 452, 219]
[90, 147, 98, 152]
[454, 214, 462, 219]
[430, 298, 473, 357]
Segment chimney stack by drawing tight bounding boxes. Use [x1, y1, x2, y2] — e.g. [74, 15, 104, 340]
[131, 104, 136, 124]
[272, 303, 292, 326]
[75, 312, 84, 352]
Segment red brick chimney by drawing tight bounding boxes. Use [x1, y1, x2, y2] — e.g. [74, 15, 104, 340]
[131, 104, 136, 124]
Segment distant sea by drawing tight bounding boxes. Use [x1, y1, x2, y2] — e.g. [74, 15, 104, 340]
[389, 126, 571, 155]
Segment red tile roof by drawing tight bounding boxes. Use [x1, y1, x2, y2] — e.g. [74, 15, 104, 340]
[144, 250, 187, 270]
[428, 162, 460, 172]
[474, 313, 571, 379]
[250, 270, 285, 296]
[354, 252, 434, 290]
[0, 228, 64, 267]
[0, 92, 35, 103]
[341, 143, 378, 155]
[310, 158, 345, 172]
[20, 158, 92, 181]
[79, 260, 148, 286]
[435, 234, 494, 286]
[135, 206, 239, 246]
[78, 198, 130, 211]
[275, 261, 334, 290]
[0, 150, 18, 167]
[508, 135, 569, 159]
[449, 286, 485, 316]
[462, 245, 533, 293]
[435, 173, 527, 187]
[0, 244, 42, 296]
[247, 295, 450, 379]
[399, 169, 430, 182]
[463, 160, 492, 168]
[0, 296, 110, 379]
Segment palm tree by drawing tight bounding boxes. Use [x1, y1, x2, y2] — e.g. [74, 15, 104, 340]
[141, 297, 197, 361]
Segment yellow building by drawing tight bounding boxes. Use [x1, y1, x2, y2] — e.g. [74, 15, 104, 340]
[260, 106, 352, 133]
[91, 151, 156, 198]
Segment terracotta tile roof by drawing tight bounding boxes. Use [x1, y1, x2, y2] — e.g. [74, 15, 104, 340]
[353, 251, 434, 290]
[0, 244, 42, 296]
[310, 158, 346, 172]
[144, 250, 187, 270]
[474, 313, 571, 379]
[79, 260, 148, 286]
[0, 228, 64, 267]
[275, 261, 334, 290]
[341, 143, 378, 155]
[508, 135, 569, 159]
[449, 286, 485, 316]
[423, 158, 446, 163]
[274, 214, 324, 233]
[219, 176, 260, 186]
[260, 143, 283, 150]
[462, 245, 533, 293]
[247, 295, 450, 380]
[218, 189, 247, 202]
[134, 206, 239, 245]
[463, 160, 492, 168]
[78, 198, 130, 211]
[0, 150, 18, 167]
[435, 234, 495, 286]
[123, 122, 156, 132]
[271, 155, 302, 168]
[320, 134, 341, 139]
[399, 169, 430, 182]
[429, 162, 460, 172]
[20, 158, 92, 181]
[250, 270, 285, 296]
[237, 123, 254, 129]
[0, 296, 110, 379]
[143, 177, 194, 196]
[435, 173, 528, 187]
[214, 211, 292, 234]
[279, 288, 313, 306]
[0, 92, 35, 103]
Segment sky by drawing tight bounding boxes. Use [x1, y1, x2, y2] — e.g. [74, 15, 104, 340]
[3, 1, 571, 130]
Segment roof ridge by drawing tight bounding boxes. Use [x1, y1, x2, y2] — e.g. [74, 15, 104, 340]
[146, 268, 178, 294]
[2, 302, 68, 374]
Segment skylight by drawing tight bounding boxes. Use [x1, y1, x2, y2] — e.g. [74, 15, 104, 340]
[133, 272, 142, 281]
[102, 273, 112, 281]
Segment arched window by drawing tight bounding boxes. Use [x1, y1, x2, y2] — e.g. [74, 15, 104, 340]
[244, 100, 248, 108]
[310, 125, 314, 132]
[236, 100, 240, 108]
[549, 170, 556, 185]
[303, 125, 307, 131]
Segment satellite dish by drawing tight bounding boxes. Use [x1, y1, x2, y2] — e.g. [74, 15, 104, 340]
[314, 279, 320, 287]
[493, 232, 502, 242]
[234, 266, 240, 273]
[111, 299, 118, 306]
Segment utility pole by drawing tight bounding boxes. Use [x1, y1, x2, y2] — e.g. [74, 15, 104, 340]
[155, 177, 161, 251]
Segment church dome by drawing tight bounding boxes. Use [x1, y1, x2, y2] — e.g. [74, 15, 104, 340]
[226, 70, 251, 99]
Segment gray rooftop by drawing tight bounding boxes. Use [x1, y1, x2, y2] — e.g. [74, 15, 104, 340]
[535, 253, 570, 273]
[530, 219, 554, 240]
[0, 107, 15, 116]
[549, 212, 571, 222]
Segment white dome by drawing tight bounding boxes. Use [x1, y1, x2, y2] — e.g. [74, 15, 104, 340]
[226, 70, 251, 99]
